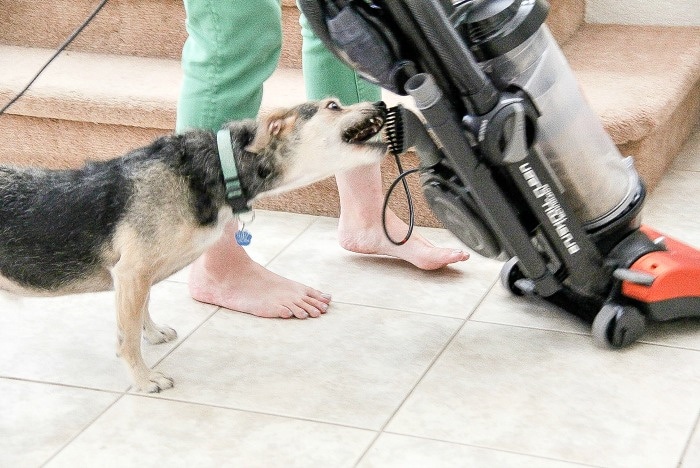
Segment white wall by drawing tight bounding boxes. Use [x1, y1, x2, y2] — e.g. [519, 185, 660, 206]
[586, 0, 700, 26]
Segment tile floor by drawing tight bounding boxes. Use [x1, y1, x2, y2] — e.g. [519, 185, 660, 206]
[1, 129, 699, 468]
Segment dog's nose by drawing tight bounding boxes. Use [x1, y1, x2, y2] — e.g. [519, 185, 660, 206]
[374, 101, 387, 118]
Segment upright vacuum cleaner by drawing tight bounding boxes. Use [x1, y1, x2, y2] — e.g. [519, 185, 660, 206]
[298, 0, 700, 348]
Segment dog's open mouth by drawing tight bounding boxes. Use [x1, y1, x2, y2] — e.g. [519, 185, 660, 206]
[342, 116, 385, 144]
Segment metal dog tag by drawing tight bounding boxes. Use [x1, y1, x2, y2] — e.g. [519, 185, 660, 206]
[235, 228, 252, 246]
[235, 211, 255, 246]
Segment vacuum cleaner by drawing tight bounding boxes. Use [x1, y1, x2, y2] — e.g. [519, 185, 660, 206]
[298, 0, 700, 348]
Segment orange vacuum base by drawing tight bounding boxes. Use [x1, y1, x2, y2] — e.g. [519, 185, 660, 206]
[622, 226, 700, 321]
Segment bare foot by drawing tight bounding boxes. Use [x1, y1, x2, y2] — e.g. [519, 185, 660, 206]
[189, 224, 331, 319]
[338, 208, 469, 271]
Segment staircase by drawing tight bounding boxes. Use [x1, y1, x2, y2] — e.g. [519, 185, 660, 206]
[1, 0, 698, 228]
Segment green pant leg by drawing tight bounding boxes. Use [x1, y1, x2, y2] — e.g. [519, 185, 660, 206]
[298, 7, 381, 105]
[177, 0, 282, 132]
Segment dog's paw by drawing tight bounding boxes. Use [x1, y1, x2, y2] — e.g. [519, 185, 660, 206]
[136, 372, 174, 393]
[143, 324, 178, 345]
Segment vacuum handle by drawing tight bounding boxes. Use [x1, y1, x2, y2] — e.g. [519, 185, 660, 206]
[393, 0, 499, 114]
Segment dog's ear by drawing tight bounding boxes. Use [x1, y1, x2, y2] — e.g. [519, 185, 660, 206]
[245, 111, 298, 153]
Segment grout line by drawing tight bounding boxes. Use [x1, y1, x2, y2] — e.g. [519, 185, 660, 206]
[325, 270, 502, 321]
[259, 215, 321, 268]
[465, 276, 500, 321]
[466, 318, 700, 352]
[118, 391, 378, 433]
[377, 431, 605, 467]
[351, 277, 498, 467]
[148, 306, 221, 369]
[329, 298, 473, 320]
[40, 388, 129, 467]
[0, 375, 126, 395]
[677, 407, 700, 466]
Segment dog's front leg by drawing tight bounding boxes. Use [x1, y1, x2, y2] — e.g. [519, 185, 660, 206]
[142, 290, 178, 345]
[112, 264, 174, 393]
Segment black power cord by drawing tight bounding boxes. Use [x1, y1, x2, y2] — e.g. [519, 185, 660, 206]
[382, 104, 420, 246]
[382, 154, 418, 246]
[0, 0, 110, 116]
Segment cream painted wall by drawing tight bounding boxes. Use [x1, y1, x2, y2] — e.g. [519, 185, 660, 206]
[586, 0, 700, 26]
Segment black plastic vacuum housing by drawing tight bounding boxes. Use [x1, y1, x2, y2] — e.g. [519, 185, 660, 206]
[298, 0, 700, 348]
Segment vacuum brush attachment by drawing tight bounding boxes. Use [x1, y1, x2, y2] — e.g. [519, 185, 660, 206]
[383, 105, 442, 168]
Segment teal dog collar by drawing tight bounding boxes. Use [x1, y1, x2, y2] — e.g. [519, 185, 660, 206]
[216, 128, 250, 214]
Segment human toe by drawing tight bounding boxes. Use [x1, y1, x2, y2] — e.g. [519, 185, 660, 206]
[300, 297, 329, 318]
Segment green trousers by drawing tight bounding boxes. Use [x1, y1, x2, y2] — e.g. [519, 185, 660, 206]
[176, 0, 381, 133]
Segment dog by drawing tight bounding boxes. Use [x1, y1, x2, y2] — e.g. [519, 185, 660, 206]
[0, 99, 388, 392]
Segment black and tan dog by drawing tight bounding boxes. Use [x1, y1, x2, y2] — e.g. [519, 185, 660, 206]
[0, 99, 387, 392]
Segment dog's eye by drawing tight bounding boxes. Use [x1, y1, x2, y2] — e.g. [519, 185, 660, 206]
[326, 100, 340, 110]
[257, 164, 272, 180]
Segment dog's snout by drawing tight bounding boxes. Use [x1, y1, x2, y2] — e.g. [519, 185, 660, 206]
[373, 101, 387, 121]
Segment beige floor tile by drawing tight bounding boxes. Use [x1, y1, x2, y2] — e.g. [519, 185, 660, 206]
[682, 419, 700, 468]
[670, 124, 700, 172]
[387, 321, 700, 468]
[145, 302, 461, 429]
[46, 395, 374, 468]
[359, 433, 582, 468]
[641, 318, 700, 350]
[471, 282, 591, 334]
[0, 379, 119, 467]
[266, 217, 503, 318]
[0, 282, 216, 391]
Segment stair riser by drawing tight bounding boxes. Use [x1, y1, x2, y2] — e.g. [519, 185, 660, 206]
[0, 0, 301, 68]
[0, 114, 441, 227]
[0, 115, 163, 169]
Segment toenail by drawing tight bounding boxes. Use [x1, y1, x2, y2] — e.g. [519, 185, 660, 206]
[322, 293, 332, 300]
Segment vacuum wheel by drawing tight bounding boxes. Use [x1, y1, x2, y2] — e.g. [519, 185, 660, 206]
[500, 257, 526, 296]
[591, 303, 646, 349]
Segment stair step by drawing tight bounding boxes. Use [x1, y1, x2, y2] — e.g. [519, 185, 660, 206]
[566, 24, 700, 145]
[0, 46, 180, 129]
[0, 45, 312, 131]
[0, 0, 302, 68]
